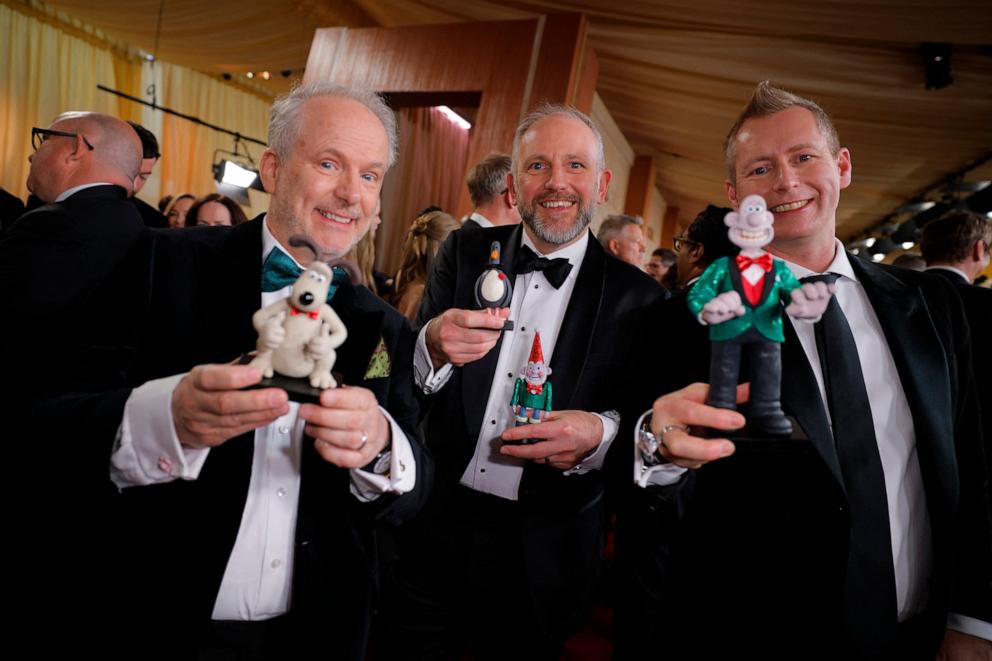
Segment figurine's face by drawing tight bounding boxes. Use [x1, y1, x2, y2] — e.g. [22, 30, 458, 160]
[726, 107, 851, 252]
[524, 361, 549, 385]
[291, 262, 333, 312]
[261, 95, 389, 263]
[725, 195, 774, 250]
[509, 114, 612, 252]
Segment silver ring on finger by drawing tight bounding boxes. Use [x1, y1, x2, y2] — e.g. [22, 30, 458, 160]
[659, 424, 689, 447]
[359, 431, 369, 449]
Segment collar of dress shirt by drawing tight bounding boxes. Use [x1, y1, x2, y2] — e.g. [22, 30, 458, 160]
[519, 226, 590, 282]
[261, 214, 307, 272]
[925, 265, 970, 283]
[469, 211, 494, 228]
[54, 182, 114, 202]
[777, 238, 858, 285]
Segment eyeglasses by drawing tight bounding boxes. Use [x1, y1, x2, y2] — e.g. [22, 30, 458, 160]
[31, 127, 94, 151]
[674, 235, 699, 252]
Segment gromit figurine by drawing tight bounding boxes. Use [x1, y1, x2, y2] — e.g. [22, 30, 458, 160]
[507, 332, 552, 445]
[250, 253, 348, 391]
[687, 194, 834, 435]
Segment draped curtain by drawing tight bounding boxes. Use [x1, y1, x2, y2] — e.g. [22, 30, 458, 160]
[0, 2, 270, 217]
[377, 106, 470, 275]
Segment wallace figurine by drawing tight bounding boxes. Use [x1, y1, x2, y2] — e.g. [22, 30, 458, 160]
[507, 332, 553, 445]
[687, 194, 834, 435]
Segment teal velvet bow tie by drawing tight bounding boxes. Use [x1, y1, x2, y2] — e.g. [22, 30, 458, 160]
[260, 247, 346, 301]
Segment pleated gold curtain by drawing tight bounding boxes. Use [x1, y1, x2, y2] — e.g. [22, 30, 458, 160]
[0, 1, 270, 217]
[377, 106, 470, 275]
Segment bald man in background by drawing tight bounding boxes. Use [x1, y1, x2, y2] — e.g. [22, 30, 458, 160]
[0, 111, 147, 654]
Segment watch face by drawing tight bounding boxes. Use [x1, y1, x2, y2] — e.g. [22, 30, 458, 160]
[373, 450, 392, 475]
[638, 427, 659, 456]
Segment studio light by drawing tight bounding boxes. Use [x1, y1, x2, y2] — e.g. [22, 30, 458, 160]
[215, 160, 259, 188]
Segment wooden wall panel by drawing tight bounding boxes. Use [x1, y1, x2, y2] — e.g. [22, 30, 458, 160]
[304, 14, 597, 216]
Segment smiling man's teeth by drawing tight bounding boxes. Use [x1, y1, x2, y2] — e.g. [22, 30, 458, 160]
[541, 200, 573, 208]
[770, 200, 809, 213]
[317, 209, 352, 223]
[740, 229, 766, 240]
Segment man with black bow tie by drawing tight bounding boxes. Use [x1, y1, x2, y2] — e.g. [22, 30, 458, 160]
[383, 104, 662, 660]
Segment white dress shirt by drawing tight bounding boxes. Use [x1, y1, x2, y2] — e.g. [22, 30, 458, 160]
[413, 230, 618, 501]
[110, 217, 416, 621]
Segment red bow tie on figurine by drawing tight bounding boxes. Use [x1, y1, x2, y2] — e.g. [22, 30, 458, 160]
[290, 307, 320, 320]
[736, 253, 773, 272]
[525, 383, 544, 395]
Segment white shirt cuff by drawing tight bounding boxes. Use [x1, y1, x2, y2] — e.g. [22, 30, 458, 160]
[946, 613, 992, 642]
[349, 406, 417, 502]
[414, 321, 453, 394]
[110, 373, 210, 488]
[563, 411, 618, 475]
[633, 408, 688, 488]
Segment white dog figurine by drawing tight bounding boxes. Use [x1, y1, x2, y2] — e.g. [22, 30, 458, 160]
[249, 261, 347, 389]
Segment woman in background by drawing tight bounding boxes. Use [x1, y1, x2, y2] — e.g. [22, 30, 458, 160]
[390, 209, 460, 322]
[184, 193, 248, 227]
[163, 193, 195, 229]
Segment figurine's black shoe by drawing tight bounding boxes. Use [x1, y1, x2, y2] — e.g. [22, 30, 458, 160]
[749, 412, 793, 436]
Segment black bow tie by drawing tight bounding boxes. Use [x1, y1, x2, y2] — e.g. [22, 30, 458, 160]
[513, 244, 573, 289]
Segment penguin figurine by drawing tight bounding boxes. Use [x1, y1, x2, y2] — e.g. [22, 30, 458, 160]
[474, 241, 514, 330]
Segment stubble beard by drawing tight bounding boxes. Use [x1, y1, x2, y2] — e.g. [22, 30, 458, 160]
[519, 197, 595, 248]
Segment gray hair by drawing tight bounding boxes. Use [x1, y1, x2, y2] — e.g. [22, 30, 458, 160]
[724, 81, 840, 183]
[597, 213, 642, 244]
[268, 81, 398, 168]
[511, 103, 607, 176]
[466, 153, 512, 207]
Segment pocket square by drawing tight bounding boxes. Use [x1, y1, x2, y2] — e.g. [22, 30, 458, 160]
[364, 336, 391, 379]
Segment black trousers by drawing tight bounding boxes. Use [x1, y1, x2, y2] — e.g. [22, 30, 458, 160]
[382, 485, 565, 661]
[707, 327, 783, 416]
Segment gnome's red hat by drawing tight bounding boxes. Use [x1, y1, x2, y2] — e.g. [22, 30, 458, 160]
[528, 332, 545, 364]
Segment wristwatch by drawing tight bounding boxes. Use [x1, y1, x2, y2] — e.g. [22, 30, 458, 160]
[638, 415, 665, 467]
[361, 443, 392, 475]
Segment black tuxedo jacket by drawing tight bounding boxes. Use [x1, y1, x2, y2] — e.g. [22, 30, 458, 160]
[927, 267, 992, 511]
[0, 185, 149, 653]
[617, 256, 992, 659]
[113, 216, 430, 660]
[413, 224, 663, 638]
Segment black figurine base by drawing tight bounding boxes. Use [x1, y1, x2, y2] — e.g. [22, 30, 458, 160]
[238, 353, 342, 404]
[501, 319, 515, 331]
[689, 414, 807, 452]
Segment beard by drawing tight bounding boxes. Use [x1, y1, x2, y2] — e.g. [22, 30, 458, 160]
[518, 193, 595, 247]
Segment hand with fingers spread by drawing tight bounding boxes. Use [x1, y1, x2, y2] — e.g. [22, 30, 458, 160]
[424, 307, 511, 370]
[784, 280, 836, 320]
[172, 364, 290, 449]
[499, 410, 603, 470]
[650, 383, 748, 469]
[700, 290, 745, 325]
[300, 386, 391, 470]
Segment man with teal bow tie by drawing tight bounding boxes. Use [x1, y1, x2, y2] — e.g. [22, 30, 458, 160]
[687, 194, 833, 434]
[107, 82, 429, 660]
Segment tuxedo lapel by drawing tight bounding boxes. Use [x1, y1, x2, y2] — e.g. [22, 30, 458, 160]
[550, 231, 605, 409]
[214, 218, 266, 356]
[330, 281, 385, 386]
[849, 257, 956, 511]
[780, 320, 844, 488]
[461, 225, 521, 441]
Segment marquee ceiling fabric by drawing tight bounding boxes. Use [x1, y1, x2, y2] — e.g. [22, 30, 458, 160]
[35, 0, 992, 237]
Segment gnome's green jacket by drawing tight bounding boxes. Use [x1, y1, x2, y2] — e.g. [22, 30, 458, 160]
[511, 378, 553, 412]
[687, 255, 802, 343]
